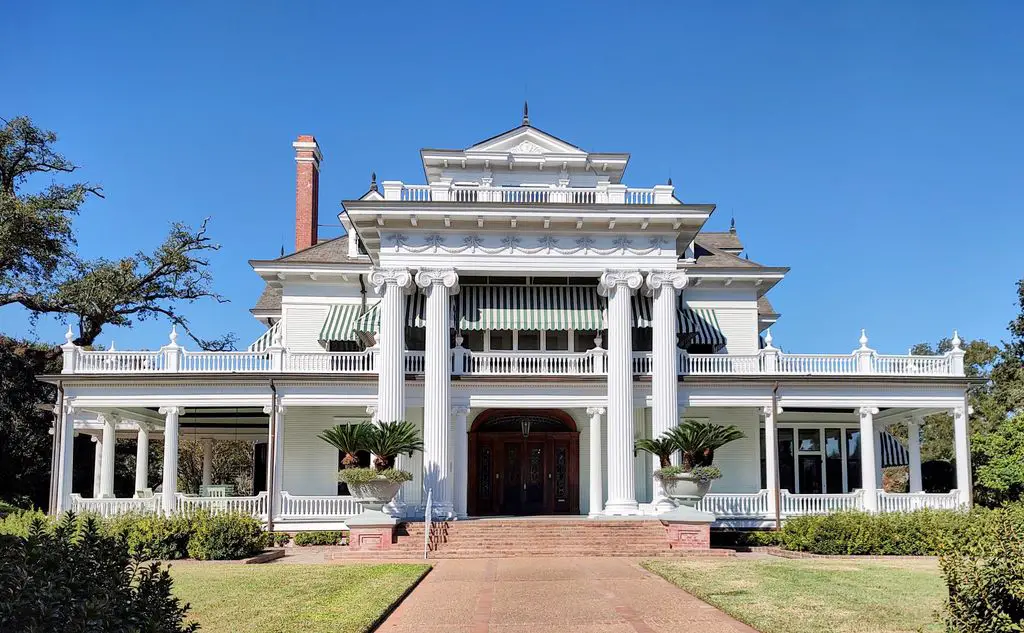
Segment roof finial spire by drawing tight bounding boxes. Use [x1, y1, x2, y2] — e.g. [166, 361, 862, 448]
[667, 177, 673, 186]
[370, 171, 378, 192]
[522, 100, 530, 126]
[729, 214, 736, 235]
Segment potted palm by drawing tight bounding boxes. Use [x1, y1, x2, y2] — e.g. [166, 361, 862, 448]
[637, 420, 745, 507]
[318, 420, 423, 514]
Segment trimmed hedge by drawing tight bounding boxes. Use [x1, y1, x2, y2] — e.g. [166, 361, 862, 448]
[778, 509, 972, 556]
[0, 515, 195, 632]
[940, 504, 1024, 631]
[186, 512, 266, 560]
[293, 530, 347, 546]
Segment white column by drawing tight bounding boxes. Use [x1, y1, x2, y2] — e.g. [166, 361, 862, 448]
[762, 405, 779, 516]
[587, 407, 605, 517]
[56, 405, 75, 513]
[134, 426, 150, 495]
[599, 270, 643, 515]
[417, 268, 459, 517]
[907, 416, 923, 493]
[92, 435, 102, 498]
[952, 403, 972, 507]
[646, 270, 688, 510]
[159, 407, 182, 515]
[859, 406, 879, 512]
[263, 403, 286, 517]
[99, 414, 116, 498]
[452, 405, 470, 518]
[201, 438, 214, 487]
[370, 267, 413, 424]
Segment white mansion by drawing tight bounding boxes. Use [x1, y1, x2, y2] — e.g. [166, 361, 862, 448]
[47, 113, 973, 530]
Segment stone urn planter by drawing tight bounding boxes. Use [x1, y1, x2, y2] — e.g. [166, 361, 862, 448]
[348, 478, 404, 514]
[662, 472, 713, 508]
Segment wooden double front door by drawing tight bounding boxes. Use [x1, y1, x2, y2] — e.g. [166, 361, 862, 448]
[468, 432, 580, 516]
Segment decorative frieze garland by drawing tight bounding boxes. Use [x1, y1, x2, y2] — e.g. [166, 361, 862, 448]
[382, 231, 675, 257]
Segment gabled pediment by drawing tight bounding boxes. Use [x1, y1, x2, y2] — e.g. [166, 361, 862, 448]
[466, 126, 586, 156]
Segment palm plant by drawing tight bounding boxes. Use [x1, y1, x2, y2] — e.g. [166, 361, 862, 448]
[318, 423, 371, 469]
[663, 420, 745, 470]
[634, 437, 676, 468]
[364, 420, 424, 471]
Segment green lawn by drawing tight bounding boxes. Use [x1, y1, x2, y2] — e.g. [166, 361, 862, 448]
[642, 557, 946, 633]
[170, 563, 430, 633]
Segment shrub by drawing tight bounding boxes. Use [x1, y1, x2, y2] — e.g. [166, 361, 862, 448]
[269, 531, 291, 546]
[710, 529, 783, 548]
[339, 467, 413, 485]
[293, 530, 347, 546]
[0, 514, 196, 632]
[0, 508, 50, 537]
[105, 512, 195, 560]
[186, 512, 267, 560]
[780, 509, 973, 556]
[940, 503, 1024, 631]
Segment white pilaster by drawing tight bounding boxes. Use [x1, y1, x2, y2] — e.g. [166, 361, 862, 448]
[99, 414, 116, 498]
[159, 407, 182, 515]
[91, 435, 102, 498]
[452, 405, 470, 518]
[952, 403, 972, 507]
[135, 426, 150, 494]
[587, 407, 605, 517]
[599, 269, 643, 515]
[416, 268, 459, 518]
[762, 405, 779, 516]
[907, 416, 923, 493]
[56, 404, 75, 513]
[201, 438, 214, 487]
[859, 406, 879, 512]
[646, 270, 687, 510]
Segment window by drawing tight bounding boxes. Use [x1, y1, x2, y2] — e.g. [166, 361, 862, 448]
[825, 428, 844, 493]
[462, 331, 485, 351]
[777, 428, 795, 493]
[406, 328, 425, 351]
[574, 330, 602, 352]
[545, 330, 569, 351]
[846, 429, 862, 490]
[518, 331, 541, 351]
[490, 330, 513, 351]
[686, 343, 715, 354]
[632, 328, 653, 352]
[797, 429, 823, 494]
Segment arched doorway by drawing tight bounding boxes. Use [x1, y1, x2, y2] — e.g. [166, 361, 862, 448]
[467, 409, 580, 516]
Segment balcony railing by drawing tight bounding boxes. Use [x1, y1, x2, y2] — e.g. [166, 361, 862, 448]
[63, 344, 965, 378]
[384, 181, 674, 205]
[693, 489, 965, 520]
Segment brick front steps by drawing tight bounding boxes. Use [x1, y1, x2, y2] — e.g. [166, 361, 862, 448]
[324, 519, 735, 560]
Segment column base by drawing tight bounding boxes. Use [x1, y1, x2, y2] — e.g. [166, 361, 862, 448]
[603, 500, 641, 516]
[660, 506, 715, 551]
[346, 510, 398, 551]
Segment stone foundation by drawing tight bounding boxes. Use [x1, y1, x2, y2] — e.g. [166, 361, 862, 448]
[664, 522, 711, 550]
[348, 524, 396, 551]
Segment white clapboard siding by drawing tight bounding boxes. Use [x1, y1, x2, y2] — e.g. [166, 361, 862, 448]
[282, 304, 331, 352]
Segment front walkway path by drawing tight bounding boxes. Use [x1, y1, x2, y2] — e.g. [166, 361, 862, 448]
[377, 557, 758, 633]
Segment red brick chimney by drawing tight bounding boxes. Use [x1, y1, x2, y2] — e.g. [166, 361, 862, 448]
[292, 135, 322, 252]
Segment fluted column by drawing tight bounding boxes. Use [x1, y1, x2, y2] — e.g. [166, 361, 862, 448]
[587, 407, 605, 517]
[952, 403, 971, 507]
[452, 405, 470, 518]
[646, 270, 688, 510]
[907, 416, 923, 493]
[417, 268, 459, 518]
[91, 435, 102, 498]
[599, 270, 643, 515]
[135, 426, 150, 495]
[370, 268, 413, 424]
[859, 406, 879, 512]
[56, 404, 75, 513]
[98, 414, 116, 498]
[201, 438, 214, 487]
[159, 407, 183, 515]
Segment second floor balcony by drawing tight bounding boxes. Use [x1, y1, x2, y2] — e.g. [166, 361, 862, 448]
[381, 181, 677, 205]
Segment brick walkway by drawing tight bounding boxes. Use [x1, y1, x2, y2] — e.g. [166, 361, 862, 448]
[377, 557, 759, 633]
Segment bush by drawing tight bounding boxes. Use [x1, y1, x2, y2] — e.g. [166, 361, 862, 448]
[186, 512, 267, 560]
[710, 529, 783, 548]
[940, 504, 1024, 631]
[780, 509, 973, 556]
[338, 467, 413, 485]
[269, 531, 291, 546]
[0, 514, 196, 632]
[0, 508, 50, 537]
[293, 530, 347, 546]
[106, 512, 195, 560]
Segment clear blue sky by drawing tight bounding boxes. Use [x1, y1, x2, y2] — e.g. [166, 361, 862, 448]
[2, 1, 1022, 353]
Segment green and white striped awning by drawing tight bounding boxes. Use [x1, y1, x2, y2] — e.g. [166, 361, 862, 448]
[318, 304, 367, 342]
[457, 285, 604, 331]
[630, 296, 727, 350]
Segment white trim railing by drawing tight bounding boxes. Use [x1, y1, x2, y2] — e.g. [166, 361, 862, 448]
[278, 493, 362, 519]
[877, 490, 963, 512]
[781, 490, 864, 516]
[69, 494, 162, 517]
[246, 322, 281, 354]
[64, 345, 965, 377]
[696, 490, 771, 517]
[175, 491, 269, 518]
[384, 181, 676, 205]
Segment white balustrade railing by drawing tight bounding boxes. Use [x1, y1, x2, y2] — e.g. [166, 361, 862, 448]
[776, 353, 860, 375]
[398, 183, 667, 205]
[696, 490, 771, 518]
[285, 351, 375, 373]
[400, 184, 430, 201]
[278, 493, 362, 519]
[463, 350, 598, 375]
[175, 491, 268, 518]
[872, 355, 952, 376]
[405, 350, 425, 373]
[181, 351, 272, 373]
[69, 494, 161, 517]
[877, 490, 962, 512]
[683, 353, 762, 375]
[77, 351, 164, 373]
[246, 322, 281, 354]
[780, 490, 864, 516]
[625, 187, 655, 204]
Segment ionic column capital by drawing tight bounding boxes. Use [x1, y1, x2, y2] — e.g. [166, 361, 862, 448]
[262, 403, 286, 416]
[645, 270, 688, 295]
[858, 406, 879, 419]
[450, 405, 470, 417]
[158, 406, 184, 417]
[415, 268, 459, 293]
[369, 267, 413, 294]
[598, 270, 643, 297]
[586, 407, 606, 418]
